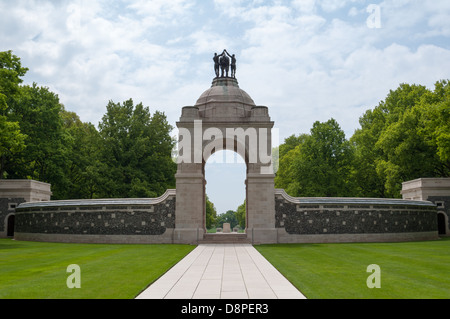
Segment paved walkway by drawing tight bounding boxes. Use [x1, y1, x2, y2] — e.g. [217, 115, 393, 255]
[136, 244, 306, 299]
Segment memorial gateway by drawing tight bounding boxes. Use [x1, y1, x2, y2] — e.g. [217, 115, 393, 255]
[1, 52, 446, 244]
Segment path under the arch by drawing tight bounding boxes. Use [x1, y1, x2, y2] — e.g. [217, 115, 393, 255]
[136, 244, 306, 299]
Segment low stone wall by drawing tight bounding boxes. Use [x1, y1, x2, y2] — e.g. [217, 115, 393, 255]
[274, 189, 439, 243]
[13, 188, 440, 245]
[14, 190, 176, 244]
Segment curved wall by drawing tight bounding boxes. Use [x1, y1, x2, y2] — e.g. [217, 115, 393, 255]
[14, 190, 176, 244]
[13, 188, 439, 244]
[275, 189, 439, 243]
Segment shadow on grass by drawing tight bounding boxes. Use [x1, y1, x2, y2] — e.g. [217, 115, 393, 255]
[0, 239, 27, 250]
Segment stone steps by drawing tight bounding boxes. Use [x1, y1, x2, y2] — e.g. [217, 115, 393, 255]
[199, 233, 251, 244]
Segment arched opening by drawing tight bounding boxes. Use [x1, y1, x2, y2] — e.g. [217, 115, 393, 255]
[7, 214, 15, 237]
[204, 150, 247, 233]
[437, 212, 447, 235]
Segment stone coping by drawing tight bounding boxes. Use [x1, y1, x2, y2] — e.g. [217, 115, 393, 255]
[275, 189, 435, 207]
[17, 189, 176, 209]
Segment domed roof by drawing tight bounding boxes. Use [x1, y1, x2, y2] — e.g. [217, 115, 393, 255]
[195, 77, 255, 107]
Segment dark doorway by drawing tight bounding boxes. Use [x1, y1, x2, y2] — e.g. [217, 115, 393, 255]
[437, 213, 446, 235]
[7, 215, 15, 237]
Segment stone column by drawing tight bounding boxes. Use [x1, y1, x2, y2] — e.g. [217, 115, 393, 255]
[246, 172, 277, 244]
[174, 168, 205, 244]
[174, 109, 205, 244]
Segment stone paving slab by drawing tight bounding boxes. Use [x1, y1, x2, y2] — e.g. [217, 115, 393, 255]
[136, 244, 306, 299]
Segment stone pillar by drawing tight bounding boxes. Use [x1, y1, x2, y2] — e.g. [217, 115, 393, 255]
[246, 173, 277, 244]
[174, 171, 204, 244]
[174, 108, 205, 244]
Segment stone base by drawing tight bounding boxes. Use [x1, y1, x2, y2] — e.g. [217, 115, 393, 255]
[14, 229, 175, 244]
[173, 228, 205, 245]
[276, 229, 439, 244]
[247, 228, 278, 244]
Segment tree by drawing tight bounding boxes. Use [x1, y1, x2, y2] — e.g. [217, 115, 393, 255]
[417, 80, 450, 176]
[97, 99, 176, 198]
[216, 210, 239, 229]
[0, 51, 28, 177]
[235, 201, 246, 229]
[59, 109, 102, 199]
[351, 81, 450, 198]
[205, 195, 217, 229]
[350, 106, 387, 197]
[0, 101, 26, 178]
[0, 50, 28, 100]
[4, 83, 68, 197]
[276, 119, 354, 197]
[275, 134, 309, 195]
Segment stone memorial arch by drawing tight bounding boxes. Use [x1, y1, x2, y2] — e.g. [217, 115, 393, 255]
[9, 50, 439, 245]
[174, 68, 277, 244]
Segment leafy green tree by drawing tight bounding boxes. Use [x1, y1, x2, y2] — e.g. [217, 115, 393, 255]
[417, 80, 450, 175]
[0, 50, 28, 100]
[0, 101, 26, 178]
[205, 195, 217, 229]
[278, 134, 309, 159]
[97, 99, 176, 198]
[0, 51, 28, 177]
[235, 201, 246, 229]
[351, 81, 450, 198]
[59, 109, 103, 199]
[4, 83, 68, 197]
[276, 119, 354, 197]
[216, 210, 239, 229]
[349, 106, 387, 197]
[275, 134, 309, 194]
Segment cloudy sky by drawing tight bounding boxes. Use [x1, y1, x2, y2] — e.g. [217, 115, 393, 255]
[1, 0, 450, 215]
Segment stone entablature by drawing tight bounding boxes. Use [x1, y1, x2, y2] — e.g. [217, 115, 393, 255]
[0, 179, 52, 202]
[402, 178, 450, 201]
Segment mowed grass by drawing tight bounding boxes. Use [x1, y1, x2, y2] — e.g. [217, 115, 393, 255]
[255, 237, 450, 299]
[2, 238, 449, 299]
[0, 239, 194, 299]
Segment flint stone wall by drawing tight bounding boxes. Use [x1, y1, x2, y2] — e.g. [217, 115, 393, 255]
[14, 190, 176, 244]
[274, 189, 438, 243]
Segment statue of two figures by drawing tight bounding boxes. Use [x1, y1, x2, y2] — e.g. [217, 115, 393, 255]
[213, 50, 236, 78]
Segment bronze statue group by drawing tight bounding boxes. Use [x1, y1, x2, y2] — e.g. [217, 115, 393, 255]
[214, 50, 236, 78]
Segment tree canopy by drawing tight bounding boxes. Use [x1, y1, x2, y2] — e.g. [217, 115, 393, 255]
[0, 51, 28, 176]
[276, 80, 450, 198]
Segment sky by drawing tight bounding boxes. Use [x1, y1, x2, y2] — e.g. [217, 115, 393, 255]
[1, 0, 450, 215]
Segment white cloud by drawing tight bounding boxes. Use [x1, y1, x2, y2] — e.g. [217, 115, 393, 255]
[126, 0, 195, 27]
[292, 0, 317, 14]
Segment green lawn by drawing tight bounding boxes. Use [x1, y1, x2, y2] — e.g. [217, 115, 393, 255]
[2, 238, 449, 299]
[0, 239, 194, 299]
[255, 237, 450, 299]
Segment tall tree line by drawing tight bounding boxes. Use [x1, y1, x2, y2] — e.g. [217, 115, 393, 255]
[0, 51, 176, 199]
[276, 80, 450, 198]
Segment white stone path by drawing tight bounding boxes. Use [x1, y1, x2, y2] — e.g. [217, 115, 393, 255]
[136, 244, 306, 299]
